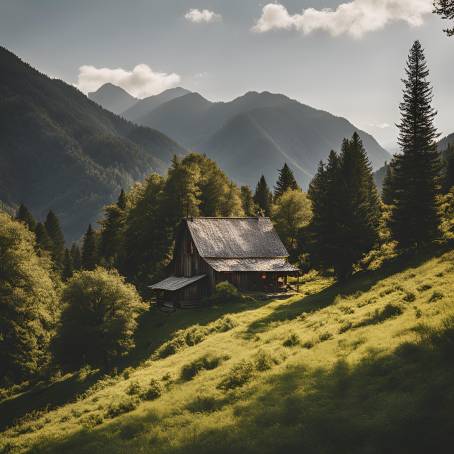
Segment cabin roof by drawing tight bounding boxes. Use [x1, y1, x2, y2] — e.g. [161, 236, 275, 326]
[204, 257, 299, 273]
[150, 274, 206, 291]
[186, 217, 289, 259]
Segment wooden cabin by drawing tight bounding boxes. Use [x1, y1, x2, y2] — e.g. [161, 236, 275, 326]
[150, 217, 299, 305]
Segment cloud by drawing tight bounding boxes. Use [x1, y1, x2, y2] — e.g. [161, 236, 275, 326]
[185, 8, 222, 23]
[76, 64, 181, 98]
[252, 1, 433, 38]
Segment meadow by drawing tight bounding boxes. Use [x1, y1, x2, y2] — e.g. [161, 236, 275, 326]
[1, 244, 454, 453]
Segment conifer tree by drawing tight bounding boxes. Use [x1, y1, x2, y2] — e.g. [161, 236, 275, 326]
[386, 41, 441, 248]
[240, 186, 257, 216]
[434, 0, 454, 36]
[45, 210, 65, 268]
[308, 134, 381, 280]
[254, 175, 273, 216]
[82, 224, 98, 270]
[15, 204, 36, 231]
[62, 248, 74, 280]
[34, 222, 52, 253]
[381, 163, 394, 205]
[443, 144, 454, 192]
[99, 190, 127, 266]
[70, 243, 82, 271]
[274, 163, 299, 199]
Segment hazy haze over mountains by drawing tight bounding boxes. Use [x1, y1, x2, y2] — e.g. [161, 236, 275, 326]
[122, 88, 391, 188]
[0, 47, 185, 241]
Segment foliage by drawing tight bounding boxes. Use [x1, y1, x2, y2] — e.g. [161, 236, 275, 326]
[140, 378, 162, 400]
[254, 175, 273, 216]
[210, 281, 241, 304]
[274, 163, 300, 199]
[434, 0, 454, 36]
[240, 185, 257, 216]
[218, 360, 255, 390]
[272, 189, 311, 258]
[54, 267, 147, 369]
[308, 133, 381, 279]
[81, 224, 98, 271]
[15, 204, 36, 232]
[384, 41, 442, 249]
[181, 354, 228, 381]
[0, 213, 60, 384]
[44, 210, 65, 270]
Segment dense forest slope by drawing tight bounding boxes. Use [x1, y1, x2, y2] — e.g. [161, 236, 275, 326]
[1, 246, 454, 453]
[0, 47, 185, 241]
[133, 90, 390, 188]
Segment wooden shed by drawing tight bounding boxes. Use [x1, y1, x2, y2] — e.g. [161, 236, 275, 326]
[150, 217, 299, 305]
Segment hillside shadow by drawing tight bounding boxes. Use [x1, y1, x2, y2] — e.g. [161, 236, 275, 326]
[0, 295, 272, 430]
[246, 242, 454, 335]
[29, 315, 454, 454]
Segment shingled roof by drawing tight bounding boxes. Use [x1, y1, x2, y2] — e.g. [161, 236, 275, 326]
[186, 217, 289, 259]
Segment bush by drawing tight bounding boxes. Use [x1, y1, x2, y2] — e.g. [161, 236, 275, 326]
[429, 291, 444, 303]
[319, 332, 333, 342]
[218, 360, 255, 390]
[357, 303, 403, 327]
[283, 333, 301, 347]
[339, 322, 353, 334]
[140, 378, 162, 400]
[80, 412, 103, 429]
[212, 315, 238, 333]
[254, 351, 275, 371]
[210, 281, 241, 303]
[126, 381, 143, 396]
[55, 267, 147, 369]
[105, 397, 138, 418]
[181, 354, 228, 381]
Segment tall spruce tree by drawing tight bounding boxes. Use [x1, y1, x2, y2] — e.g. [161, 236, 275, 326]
[385, 41, 441, 248]
[274, 163, 299, 199]
[45, 210, 65, 268]
[62, 248, 74, 280]
[34, 222, 52, 253]
[434, 0, 454, 36]
[15, 204, 36, 231]
[254, 175, 273, 216]
[308, 134, 381, 280]
[443, 144, 454, 192]
[70, 243, 82, 271]
[82, 224, 98, 270]
[381, 163, 394, 205]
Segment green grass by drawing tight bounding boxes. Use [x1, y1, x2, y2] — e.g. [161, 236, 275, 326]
[2, 246, 454, 453]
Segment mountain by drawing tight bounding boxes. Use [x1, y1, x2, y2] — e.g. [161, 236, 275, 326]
[121, 87, 191, 122]
[0, 47, 185, 241]
[438, 132, 454, 151]
[88, 83, 137, 115]
[133, 91, 391, 188]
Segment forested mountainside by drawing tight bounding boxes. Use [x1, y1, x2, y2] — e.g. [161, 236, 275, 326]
[131, 90, 390, 188]
[0, 47, 185, 241]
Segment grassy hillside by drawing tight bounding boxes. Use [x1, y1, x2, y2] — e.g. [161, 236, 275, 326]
[1, 246, 454, 453]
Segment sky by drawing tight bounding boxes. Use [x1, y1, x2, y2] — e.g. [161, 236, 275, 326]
[0, 0, 453, 150]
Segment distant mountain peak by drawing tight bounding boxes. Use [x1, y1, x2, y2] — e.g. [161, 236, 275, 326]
[88, 83, 137, 114]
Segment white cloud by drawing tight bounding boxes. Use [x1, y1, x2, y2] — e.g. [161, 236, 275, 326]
[185, 8, 222, 23]
[76, 64, 181, 98]
[252, 1, 433, 38]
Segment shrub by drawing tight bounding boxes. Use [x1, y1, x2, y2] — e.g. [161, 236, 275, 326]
[429, 291, 444, 303]
[339, 322, 353, 334]
[55, 268, 147, 369]
[126, 381, 143, 396]
[283, 333, 301, 347]
[140, 378, 162, 401]
[80, 412, 103, 429]
[417, 284, 432, 292]
[218, 360, 255, 390]
[105, 397, 138, 418]
[357, 303, 403, 327]
[302, 340, 314, 349]
[319, 332, 333, 342]
[403, 291, 416, 303]
[181, 354, 228, 381]
[210, 281, 241, 304]
[254, 351, 275, 371]
[187, 394, 221, 413]
[212, 315, 238, 333]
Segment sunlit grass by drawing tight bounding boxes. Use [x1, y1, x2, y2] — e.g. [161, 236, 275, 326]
[1, 247, 454, 453]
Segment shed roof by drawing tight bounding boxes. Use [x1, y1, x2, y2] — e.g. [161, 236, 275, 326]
[186, 217, 289, 259]
[150, 274, 206, 291]
[204, 257, 299, 273]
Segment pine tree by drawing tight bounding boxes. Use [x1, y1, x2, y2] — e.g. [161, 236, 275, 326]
[99, 190, 127, 266]
[308, 134, 381, 280]
[254, 175, 273, 216]
[434, 0, 454, 36]
[34, 222, 52, 253]
[70, 243, 82, 271]
[387, 41, 441, 249]
[62, 248, 74, 280]
[45, 210, 65, 268]
[82, 224, 98, 270]
[274, 163, 299, 199]
[15, 204, 36, 231]
[381, 162, 395, 205]
[240, 186, 257, 216]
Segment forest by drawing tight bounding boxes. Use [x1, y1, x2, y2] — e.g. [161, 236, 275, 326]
[1, 5, 454, 451]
